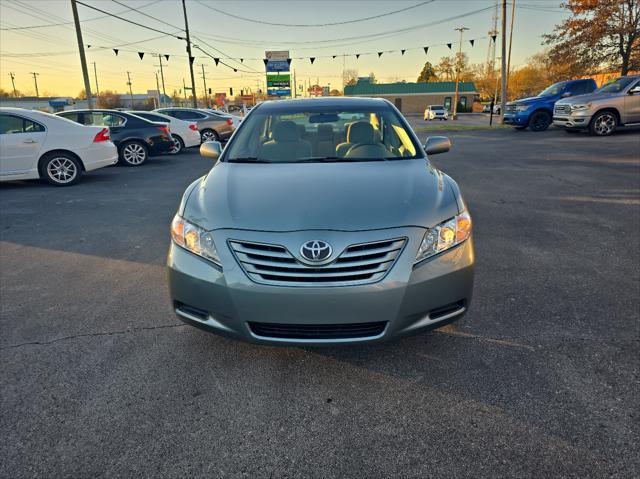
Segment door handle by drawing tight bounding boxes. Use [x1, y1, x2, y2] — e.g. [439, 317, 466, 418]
[23, 139, 37, 144]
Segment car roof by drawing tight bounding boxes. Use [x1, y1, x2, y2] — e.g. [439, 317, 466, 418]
[255, 96, 390, 112]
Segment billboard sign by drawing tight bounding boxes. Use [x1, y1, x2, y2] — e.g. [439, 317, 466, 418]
[265, 50, 291, 97]
[266, 60, 290, 72]
[265, 50, 289, 61]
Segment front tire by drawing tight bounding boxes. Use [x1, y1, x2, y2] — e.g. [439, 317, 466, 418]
[589, 111, 617, 136]
[40, 152, 83, 186]
[200, 129, 219, 142]
[169, 136, 185, 155]
[119, 140, 148, 166]
[529, 111, 551, 132]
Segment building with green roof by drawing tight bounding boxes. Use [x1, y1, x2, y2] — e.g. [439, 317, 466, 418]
[344, 78, 479, 114]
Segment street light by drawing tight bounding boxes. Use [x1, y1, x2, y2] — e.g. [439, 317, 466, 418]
[452, 27, 469, 120]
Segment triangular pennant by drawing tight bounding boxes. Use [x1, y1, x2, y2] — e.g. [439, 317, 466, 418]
[113, 49, 119, 56]
[233, 68, 237, 72]
[491, 34, 497, 42]
[378, 52, 383, 58]
[214, 58, 219, 66]
[164, 54, 169, 61]
[423, 47, 429, 55]
[447, 43, 452, 50]
[356, 54, 360, 59]
[286, 58, 292, 66]
[138, 52, 144, 60]
[401, 49, 406, 55]
[469, 39, 475, 47]
[263, 58, 268, 66]
[87, 44, 91, 48]
[240, 58, 244, 63]
[332, 55, 337, 59]
[310, 57, 315, 64]
[189, 56, 195, 65]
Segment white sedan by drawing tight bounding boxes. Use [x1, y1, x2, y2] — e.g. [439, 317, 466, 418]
[0, 107, 118, 186]
[129, 110, 201, 154]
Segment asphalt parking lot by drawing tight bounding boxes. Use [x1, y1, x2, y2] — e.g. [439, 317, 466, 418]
[1, 127, 639, 478]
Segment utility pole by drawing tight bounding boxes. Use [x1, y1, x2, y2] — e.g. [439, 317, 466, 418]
[182, 78, 188, 106]
[9, 72, 17, 97]
[156, 54, 167, 106]
[92, 61, 100, 98]
[181, 0, 197, 108]
[452, 27, 469, 120]
[30, 72, 40, 98]
[506, 0, 516, 95]
[200, 64, 209, 107]
[126, 71, 134, 108]
[500, 0, 507, 123]
[155, 71, 162, 107]
[70, 0, 93, 109]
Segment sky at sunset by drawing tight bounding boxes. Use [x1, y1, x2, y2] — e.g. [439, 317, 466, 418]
[0, 0, 569, 98]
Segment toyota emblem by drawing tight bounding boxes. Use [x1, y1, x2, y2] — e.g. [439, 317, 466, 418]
[300, 240, 332, 263]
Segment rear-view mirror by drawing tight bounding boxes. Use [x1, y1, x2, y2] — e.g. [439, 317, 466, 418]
[424, 136, 451, 156]
[200, 141, 222, 160]
[308, 113, 339, 123]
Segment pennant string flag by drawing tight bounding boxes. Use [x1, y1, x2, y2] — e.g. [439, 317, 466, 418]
[113, 49, 119, 56]
[214, 58, 219, 66]
[189, 56, 195, 65]
[356, 54, 360, 59]
[378, 52, 383, 58]
[138, 52, 144, 60]
[469, 39, 475, 47]
[401, 49, 406, 55]
[491, 35, 497, 42]
[263, 58, 268, 66]
[310, 57, 315, 64]
[164, 54, 169, 61]
[423, 47, 429, 55]
[447, 43, 452, 50]
[286, 58, 292, 65]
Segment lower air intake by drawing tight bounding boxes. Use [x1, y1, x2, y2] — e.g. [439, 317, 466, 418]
[248, 321, 387, 340]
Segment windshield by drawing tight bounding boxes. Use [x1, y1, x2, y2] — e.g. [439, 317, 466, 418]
[596, 77, 636, 93]
[538, 81, 567, 97]
[224, 104, 422, 163]
[430, 105, 444, 110]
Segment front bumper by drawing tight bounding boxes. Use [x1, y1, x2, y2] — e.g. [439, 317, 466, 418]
[503, 111, 529, 126]
[167, 228, 475, 345]
[552, 114, 592, 129]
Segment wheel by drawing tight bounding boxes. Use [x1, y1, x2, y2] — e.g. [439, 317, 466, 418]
[589, 111, 617, 136]
[529, 111, 551, 132]
[169, 135, 185, 155]
[40, 152, 83, 186]
[200, 129, 219, 142]
[119, 141, 148, 166]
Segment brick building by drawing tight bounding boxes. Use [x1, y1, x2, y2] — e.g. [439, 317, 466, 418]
[344, 78, 479, 114]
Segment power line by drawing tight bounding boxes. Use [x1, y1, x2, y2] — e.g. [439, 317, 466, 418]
[110, 0, 183, 32]
[194, 0, 435, 27]
[74, 1, 184, 40]
[0, 0, 162, 30]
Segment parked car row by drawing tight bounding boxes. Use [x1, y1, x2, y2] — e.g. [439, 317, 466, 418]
[0, 106, 240, 186]
[502, 75, 640, 135]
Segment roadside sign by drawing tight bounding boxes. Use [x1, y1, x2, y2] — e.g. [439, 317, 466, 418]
[265, 50, 291, 98]
[265, 50, 289, 61]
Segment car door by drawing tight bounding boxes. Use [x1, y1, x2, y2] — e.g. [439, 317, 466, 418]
[0, 114, 47, 176]
[624, 80, 640, 123]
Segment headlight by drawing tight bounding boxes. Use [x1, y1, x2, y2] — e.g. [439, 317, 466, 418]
[171, 214, 221, 266]
[570, 104, 590, 111]
[515, 104, 529, 112]
[415, 211, 472, 264]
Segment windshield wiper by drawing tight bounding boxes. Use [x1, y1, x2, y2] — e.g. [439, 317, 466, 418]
[226, 157, 271, 163]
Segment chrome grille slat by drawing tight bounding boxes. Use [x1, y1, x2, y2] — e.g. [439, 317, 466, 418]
[229, 238, 406, 287]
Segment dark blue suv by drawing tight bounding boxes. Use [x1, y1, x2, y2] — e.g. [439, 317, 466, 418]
[504, 78, 597, 131]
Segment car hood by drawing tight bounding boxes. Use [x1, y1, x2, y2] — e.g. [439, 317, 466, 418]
[510, 96, 546, 105]
[182, 160, 459, 232]
[555, 91, 610, 105]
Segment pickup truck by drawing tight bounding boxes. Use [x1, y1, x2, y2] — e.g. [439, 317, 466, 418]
[553, 75, 640, 136]
[503, 78, 597, 131]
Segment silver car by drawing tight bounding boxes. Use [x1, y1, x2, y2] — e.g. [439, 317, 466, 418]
[553, 75, 640, 135]
[167, 97, 474, 345]
[154, 108, 234, 142]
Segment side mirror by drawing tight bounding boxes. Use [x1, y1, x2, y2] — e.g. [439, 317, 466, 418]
[424, 136, 451, 156]
[629, 85, 640, 95]
[200, 140, 222, 160]
[561, 92, 572, 98]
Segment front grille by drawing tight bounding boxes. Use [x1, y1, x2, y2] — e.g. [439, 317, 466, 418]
[505, 104, 517, 113]
[554, 104, 571, 115]
[229, 238, 406, 287]
[248, 321, 387, 339]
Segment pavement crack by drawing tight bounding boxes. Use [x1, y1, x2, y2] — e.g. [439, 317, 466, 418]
[1, 323, 185, 350]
